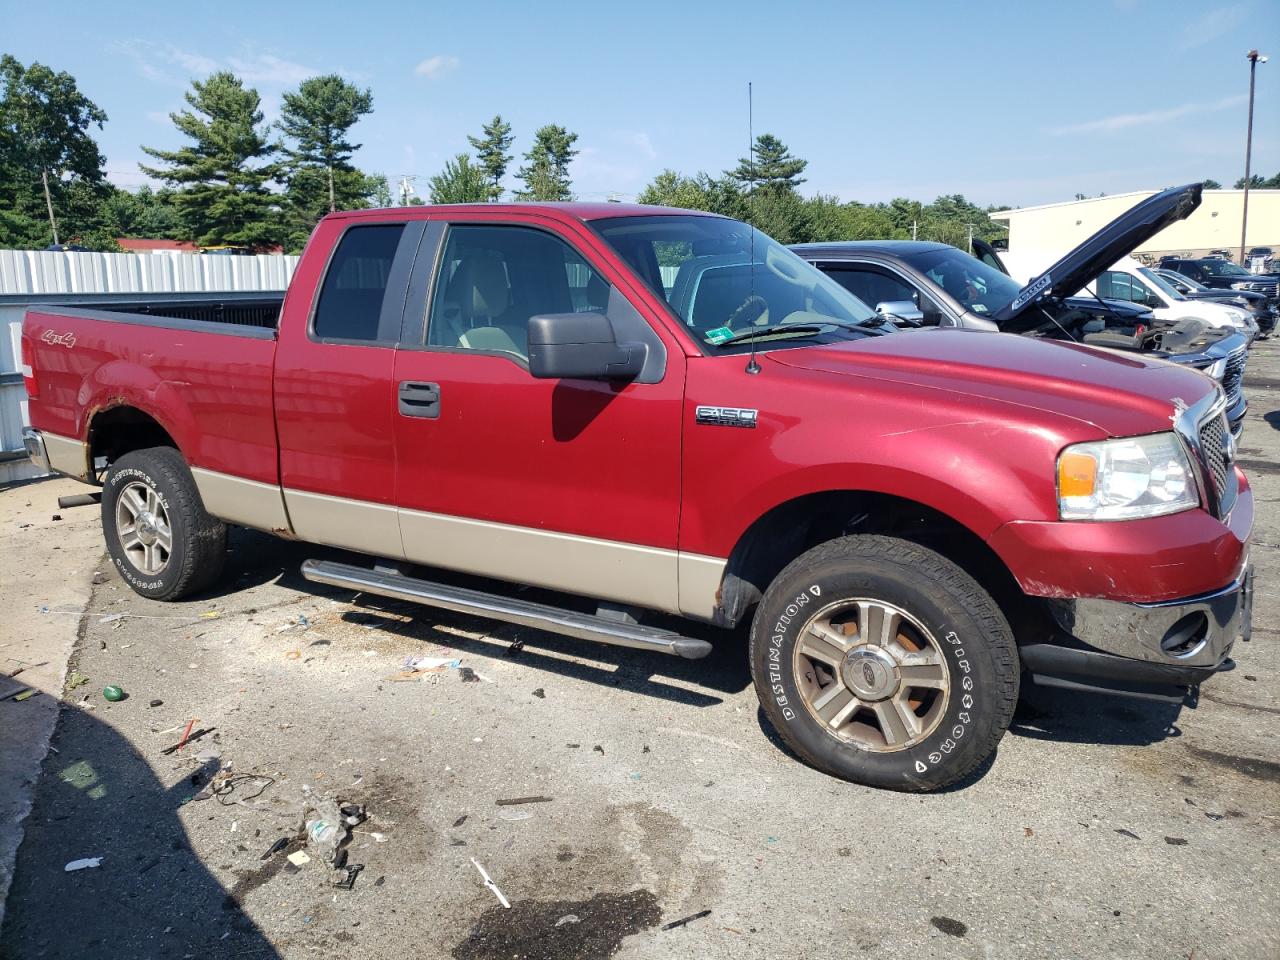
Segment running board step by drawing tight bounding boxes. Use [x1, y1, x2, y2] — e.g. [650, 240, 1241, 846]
[301, 559, 713, 660]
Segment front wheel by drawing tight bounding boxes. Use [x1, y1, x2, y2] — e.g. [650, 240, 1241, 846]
[102, 447, 227, 601]
[750, 535, 1019, 791]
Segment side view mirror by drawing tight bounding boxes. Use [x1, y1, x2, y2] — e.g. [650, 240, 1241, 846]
[528, 312, 647, 381]
[876, 299, 925, 326]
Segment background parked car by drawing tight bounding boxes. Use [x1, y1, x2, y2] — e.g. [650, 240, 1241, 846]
[1156, 268, 1276, 338]
[1159, 256, 1280, 301]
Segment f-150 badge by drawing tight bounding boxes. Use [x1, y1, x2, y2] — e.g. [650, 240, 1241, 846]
[696, 406, 757, 428]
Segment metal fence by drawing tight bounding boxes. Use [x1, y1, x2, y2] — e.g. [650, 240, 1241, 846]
[0, 249, 299, 483]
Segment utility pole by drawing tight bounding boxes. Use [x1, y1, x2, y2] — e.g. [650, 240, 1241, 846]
[967, 223, 975, 254]
[41, 170, 59, 247]
[911, 220, 918, 241]
[1240, 49, 1267, 266]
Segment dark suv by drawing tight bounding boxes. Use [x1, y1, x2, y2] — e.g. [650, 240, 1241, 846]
[1160, 257, 1279, 302]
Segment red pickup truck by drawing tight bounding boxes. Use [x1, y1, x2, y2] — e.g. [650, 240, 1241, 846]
[21, 203, 1254, 791]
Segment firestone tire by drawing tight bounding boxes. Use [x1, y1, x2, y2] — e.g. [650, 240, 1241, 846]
[749, 535, 1019, 792]
[101, 447, 227, 601]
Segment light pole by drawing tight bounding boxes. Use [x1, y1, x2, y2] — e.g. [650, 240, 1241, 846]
[1240, 49, 1268, 266]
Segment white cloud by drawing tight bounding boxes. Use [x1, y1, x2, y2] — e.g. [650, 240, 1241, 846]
[1047, 95, 1246, 136]
[414, 55, 459, 79]
[118, 40, 322, 89]
[1177, 3, 1249, 50]
[617, 130, 656, 161]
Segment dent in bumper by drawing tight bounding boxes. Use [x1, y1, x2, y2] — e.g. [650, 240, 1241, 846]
[989, 478, 1253, 604]
[1045, 564, 1252, 671]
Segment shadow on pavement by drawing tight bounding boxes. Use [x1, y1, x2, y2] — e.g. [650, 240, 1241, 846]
[0, 688, 279, 960]
[199, 527, 753, 704]
[1009, 682, 1188, 745]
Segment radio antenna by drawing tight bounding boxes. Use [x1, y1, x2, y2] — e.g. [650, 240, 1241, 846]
[745, 80, 760, 375]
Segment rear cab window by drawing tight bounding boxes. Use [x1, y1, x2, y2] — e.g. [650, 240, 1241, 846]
[312, 224, 407, 343]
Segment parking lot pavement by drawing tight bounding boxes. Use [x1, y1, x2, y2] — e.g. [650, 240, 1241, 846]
[0, 342, 1277, 960]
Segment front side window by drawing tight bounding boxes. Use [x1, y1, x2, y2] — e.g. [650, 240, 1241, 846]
[824, 265, 946, 325]
[593, 215, 880, 353]
[312, 224, 405, 342]
[426, 225, 611, 361]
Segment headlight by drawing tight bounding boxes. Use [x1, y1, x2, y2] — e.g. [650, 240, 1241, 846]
[1057, 433, 1198, 520]
[1230, 281, 1252, 290]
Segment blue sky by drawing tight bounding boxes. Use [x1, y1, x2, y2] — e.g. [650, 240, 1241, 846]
[3, 0, 1277, 207]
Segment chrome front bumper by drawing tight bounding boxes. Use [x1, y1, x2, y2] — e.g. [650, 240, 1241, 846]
[1047, 565, 1253, 673]
[22, 427, 49, 472]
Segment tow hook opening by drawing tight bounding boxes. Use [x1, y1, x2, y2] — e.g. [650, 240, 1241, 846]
[1160, 612, 1209, 658]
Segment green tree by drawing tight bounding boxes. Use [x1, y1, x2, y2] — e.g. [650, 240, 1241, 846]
[140, 71, 282, 248]
[280, 165, 382, 251]
[0, 54, 111, 248]
[467, 114, 514, 200]
[1202, 178, 1222, 189]
[97, 185, 182, 239]
[278, 74, 373, 214]
[731, 133, 807, 194]
[1235, 172, 1280, 189]
[370, 173, 393, 208]
[429, 154, 489, 203]
[638, 169, 745, 218]
[516, 124, 578, 200]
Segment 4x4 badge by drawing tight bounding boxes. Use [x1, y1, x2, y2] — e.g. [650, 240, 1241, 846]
[695, 406, 757, 428]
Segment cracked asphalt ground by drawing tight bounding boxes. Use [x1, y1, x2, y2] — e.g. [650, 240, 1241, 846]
[2, 341, 1278, 960]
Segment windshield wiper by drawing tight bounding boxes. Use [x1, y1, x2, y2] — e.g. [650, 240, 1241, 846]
[718, 319, 881, 345]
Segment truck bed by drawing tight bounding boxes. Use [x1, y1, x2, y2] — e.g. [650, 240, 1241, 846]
[56, 292, 284, 332]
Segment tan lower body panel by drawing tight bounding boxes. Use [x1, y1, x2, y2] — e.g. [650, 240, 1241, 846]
[43, 433, 91, 481]
[191, 468, 291, 534]
[189, 471, 728, 619]
[283, 488, 404, 559]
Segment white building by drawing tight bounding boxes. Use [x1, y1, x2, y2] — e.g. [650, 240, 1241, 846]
[990, 189, 1279, 264]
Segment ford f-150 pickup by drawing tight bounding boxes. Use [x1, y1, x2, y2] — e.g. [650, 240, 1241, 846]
[21, 202, 1254, 791]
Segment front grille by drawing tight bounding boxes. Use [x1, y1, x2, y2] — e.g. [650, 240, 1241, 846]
[1195, 411, 1237, 517]
[1222, 348, 1247, 404]
[1198, 415, 1229, 499]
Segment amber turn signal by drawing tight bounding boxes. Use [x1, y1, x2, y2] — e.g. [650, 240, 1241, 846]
[1057, 451, 1097, 499]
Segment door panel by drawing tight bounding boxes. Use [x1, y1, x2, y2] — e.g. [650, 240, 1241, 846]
[274, 220, 423, 556]
[392, 220, 685, 610]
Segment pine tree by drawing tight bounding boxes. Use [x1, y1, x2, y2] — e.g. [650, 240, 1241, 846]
[140, 72, 281, 248]
[515, 125, 578, 201]
[467, 115, 514, 201]
[278, 74, 374, 213]
[731, 134, 807, 194]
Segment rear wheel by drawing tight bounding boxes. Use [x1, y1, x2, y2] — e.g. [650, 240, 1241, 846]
[750, 535, 1019, 791]
[101, 447, 227, 600]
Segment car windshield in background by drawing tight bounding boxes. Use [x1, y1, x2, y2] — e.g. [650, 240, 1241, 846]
[592, 215, 879, 352]
[899, 247, 1027, 316]
[1138, 266, 1188, 301]
[1205, 260, 1252, 277]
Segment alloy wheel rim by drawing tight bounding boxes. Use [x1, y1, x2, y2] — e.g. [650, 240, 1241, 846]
[793, 598, 950, 752]
[115, 480, 173, 576]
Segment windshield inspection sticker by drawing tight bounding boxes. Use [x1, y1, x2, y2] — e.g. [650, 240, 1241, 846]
[705, 326, 735, 344]
[1011, 273, 1052, 309]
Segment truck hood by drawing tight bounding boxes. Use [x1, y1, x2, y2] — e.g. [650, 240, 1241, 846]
[993, 183, 1203, 332]
[767, 330, 1216, 438]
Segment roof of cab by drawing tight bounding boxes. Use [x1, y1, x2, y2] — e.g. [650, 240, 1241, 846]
[324, 202, 719, 223]
[790, 240, 953, 259]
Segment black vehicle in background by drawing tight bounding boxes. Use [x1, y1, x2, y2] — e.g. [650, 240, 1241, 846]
[1156, 268, 1276, 337]
[1159, 256, 1279, 302]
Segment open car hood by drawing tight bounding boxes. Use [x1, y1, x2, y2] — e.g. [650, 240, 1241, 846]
[993, 183, 1203, 332]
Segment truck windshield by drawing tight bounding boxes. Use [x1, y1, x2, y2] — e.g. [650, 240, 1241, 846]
[592, 215, 879, 352]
